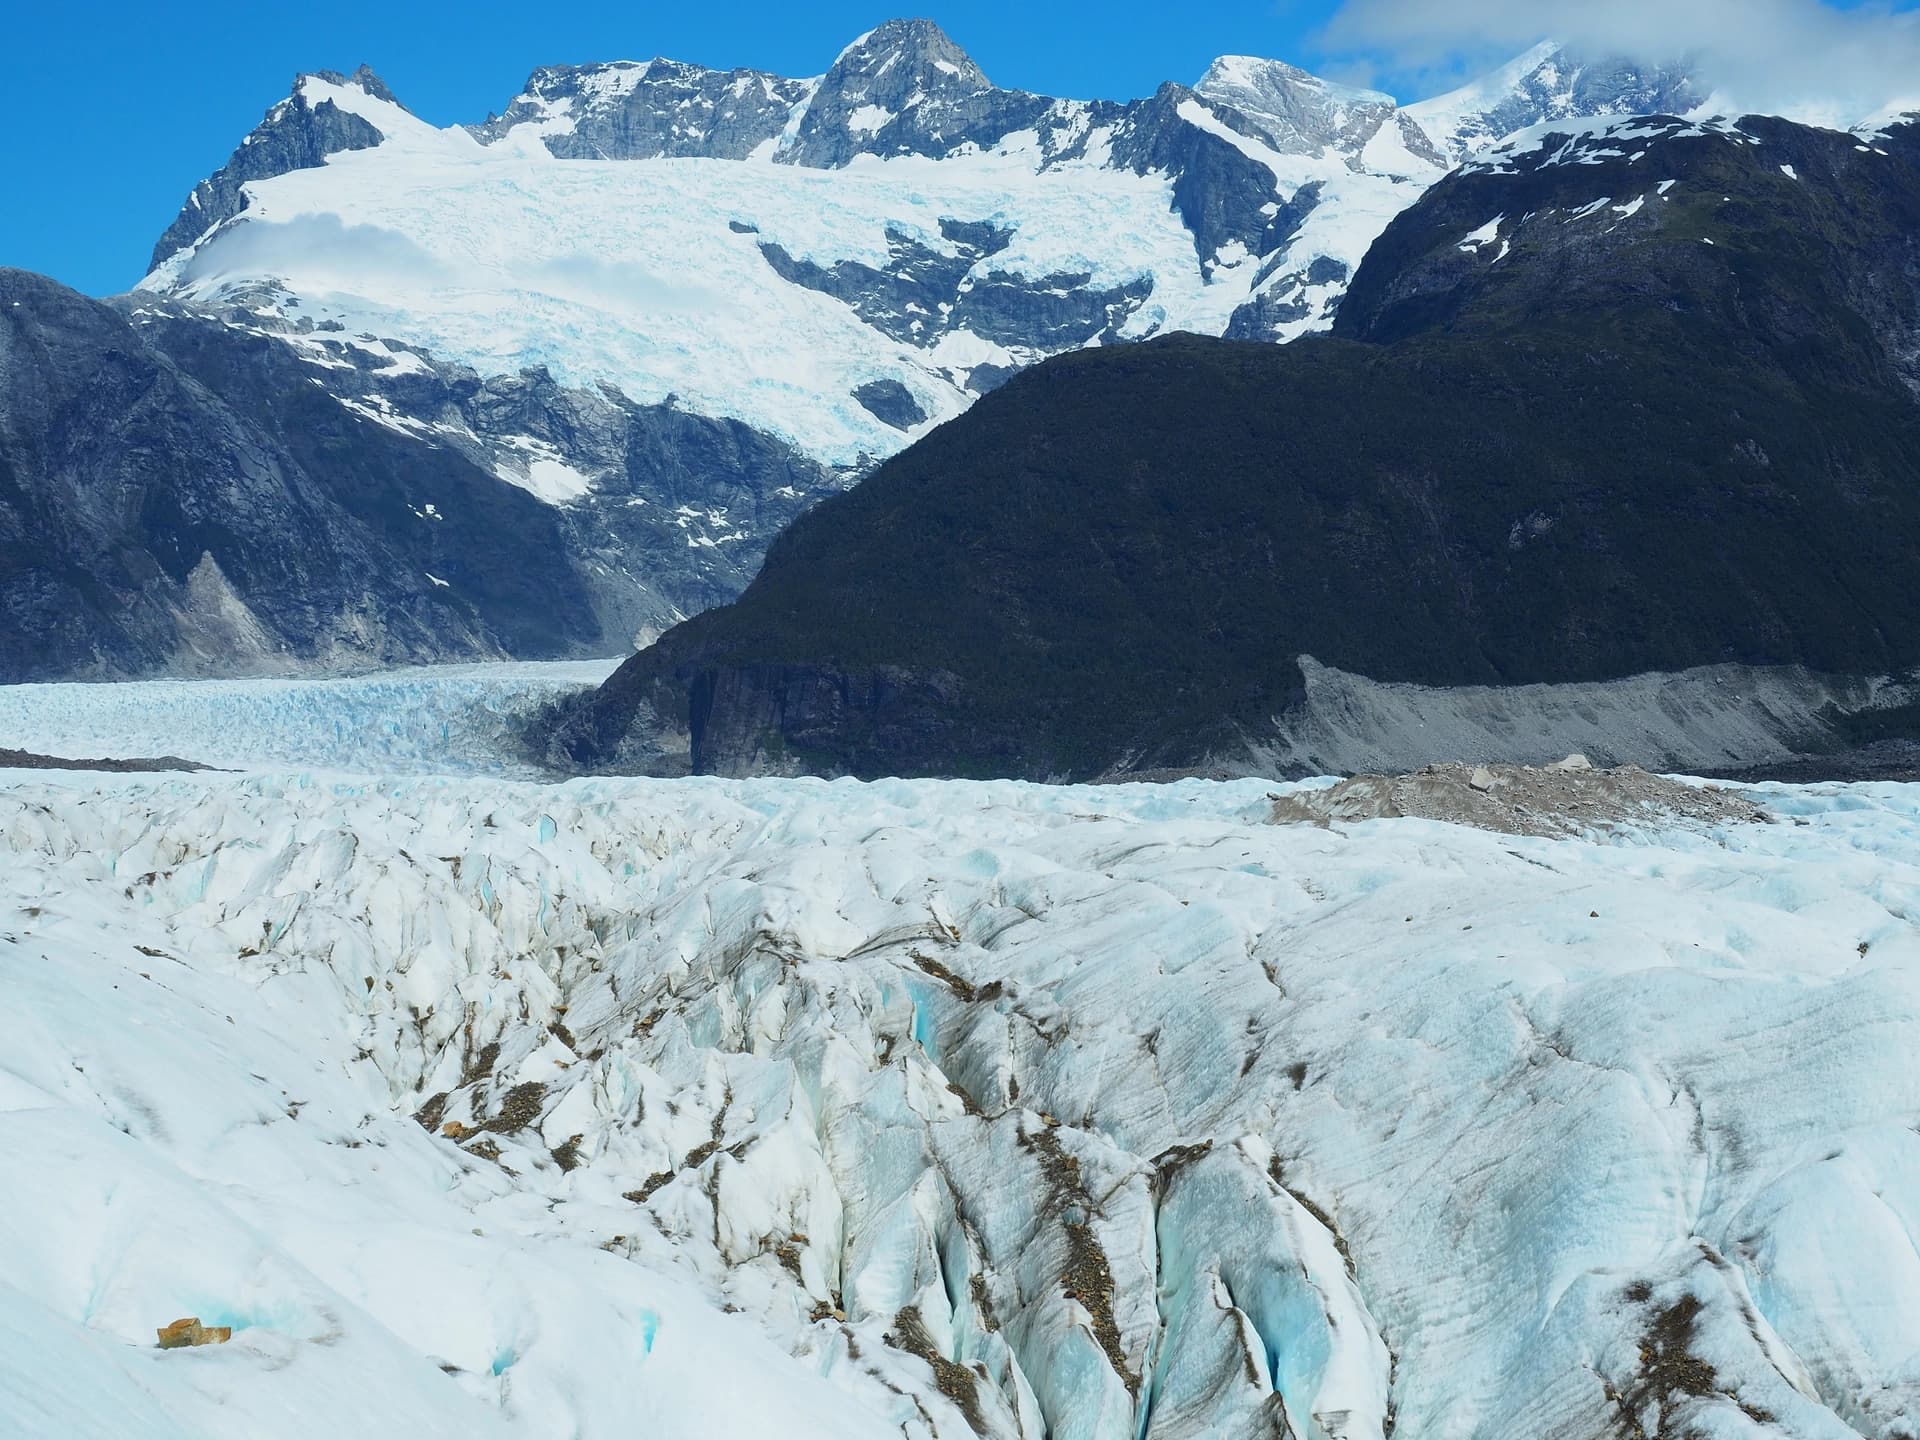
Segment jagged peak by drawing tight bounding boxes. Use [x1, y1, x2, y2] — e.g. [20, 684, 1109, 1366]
[1487, 40, 1568, 87]
[1196, 55, 1394, 109]
[824, 18, 989, 92]
[1401, 40, 1699, 163]
[146, 64, 407, 275]
[508, 55, 797, 104]
[1191, 55, 1398, 160]
[300, 63, 407, 112]
[1412, 40, 1700, 109]
[1400, 42, 1566, 129]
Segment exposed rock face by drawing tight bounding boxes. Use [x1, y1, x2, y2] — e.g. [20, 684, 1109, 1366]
[1104, 83, 1301, 266]
[0, 267, 590, 679]
[778, 20, 1053, 168]
[545, 113, 1920, 781]
[0, 269, 836, 681]
[754, 214, 1151, 362]
[150, 66, 395, 272]
[852, 380, 929, 430]
[472, 59, 813, 160]
[756, 220, 1011, 347]
[144, 302, 837, 638]
[1401, 44, 1700, 165]
[1192, 56, 1399, 158]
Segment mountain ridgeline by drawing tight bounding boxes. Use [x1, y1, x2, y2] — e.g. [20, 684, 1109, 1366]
[0, 23, 1715, 685]
[549, 111, 1920, 780]
[143, 25, 1697, 470]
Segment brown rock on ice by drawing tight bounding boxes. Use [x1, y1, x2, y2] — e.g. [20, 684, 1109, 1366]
[156, 1317, 232, 1349]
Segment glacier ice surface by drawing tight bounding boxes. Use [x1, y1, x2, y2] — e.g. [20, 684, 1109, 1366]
[0, 674, 1916, 1437]
[0, 660, 620, 776]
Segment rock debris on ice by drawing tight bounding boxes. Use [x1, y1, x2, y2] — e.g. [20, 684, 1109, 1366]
[1268, 760, 1770, 837]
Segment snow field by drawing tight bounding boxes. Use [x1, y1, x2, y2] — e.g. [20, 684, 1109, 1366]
[149, 133, 1217, 467]
[2, 764, 1917, 1437]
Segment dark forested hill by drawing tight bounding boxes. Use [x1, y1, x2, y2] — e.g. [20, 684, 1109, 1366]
[548, 111, 1920, 780]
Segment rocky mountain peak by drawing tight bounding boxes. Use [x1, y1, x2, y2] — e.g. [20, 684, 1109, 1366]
[1402, 42, 1699, 164]
[147, 65, 399, 273]
[777, 18, 1048, 167]
[473, 54, 813, 161]
[1194, 54, 1398, 157]
[825, 18, 990, 95]
[307, 63, 404, 109]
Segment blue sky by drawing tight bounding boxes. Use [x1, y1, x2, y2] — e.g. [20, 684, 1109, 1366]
[8, 0, 1916, 296]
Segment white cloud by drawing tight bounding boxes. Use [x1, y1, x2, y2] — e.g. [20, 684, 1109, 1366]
[1317, 0, 1920, 128]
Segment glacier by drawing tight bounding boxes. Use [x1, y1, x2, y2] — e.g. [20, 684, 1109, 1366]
[2, 673, 1916, 1437]
[0, 661, 619, 777]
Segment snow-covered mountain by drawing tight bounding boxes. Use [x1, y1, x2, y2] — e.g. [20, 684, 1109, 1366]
[0, 22, 1716, 683]
[140, 23, 1698, 470]
[1400, 42, 1699, 164]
